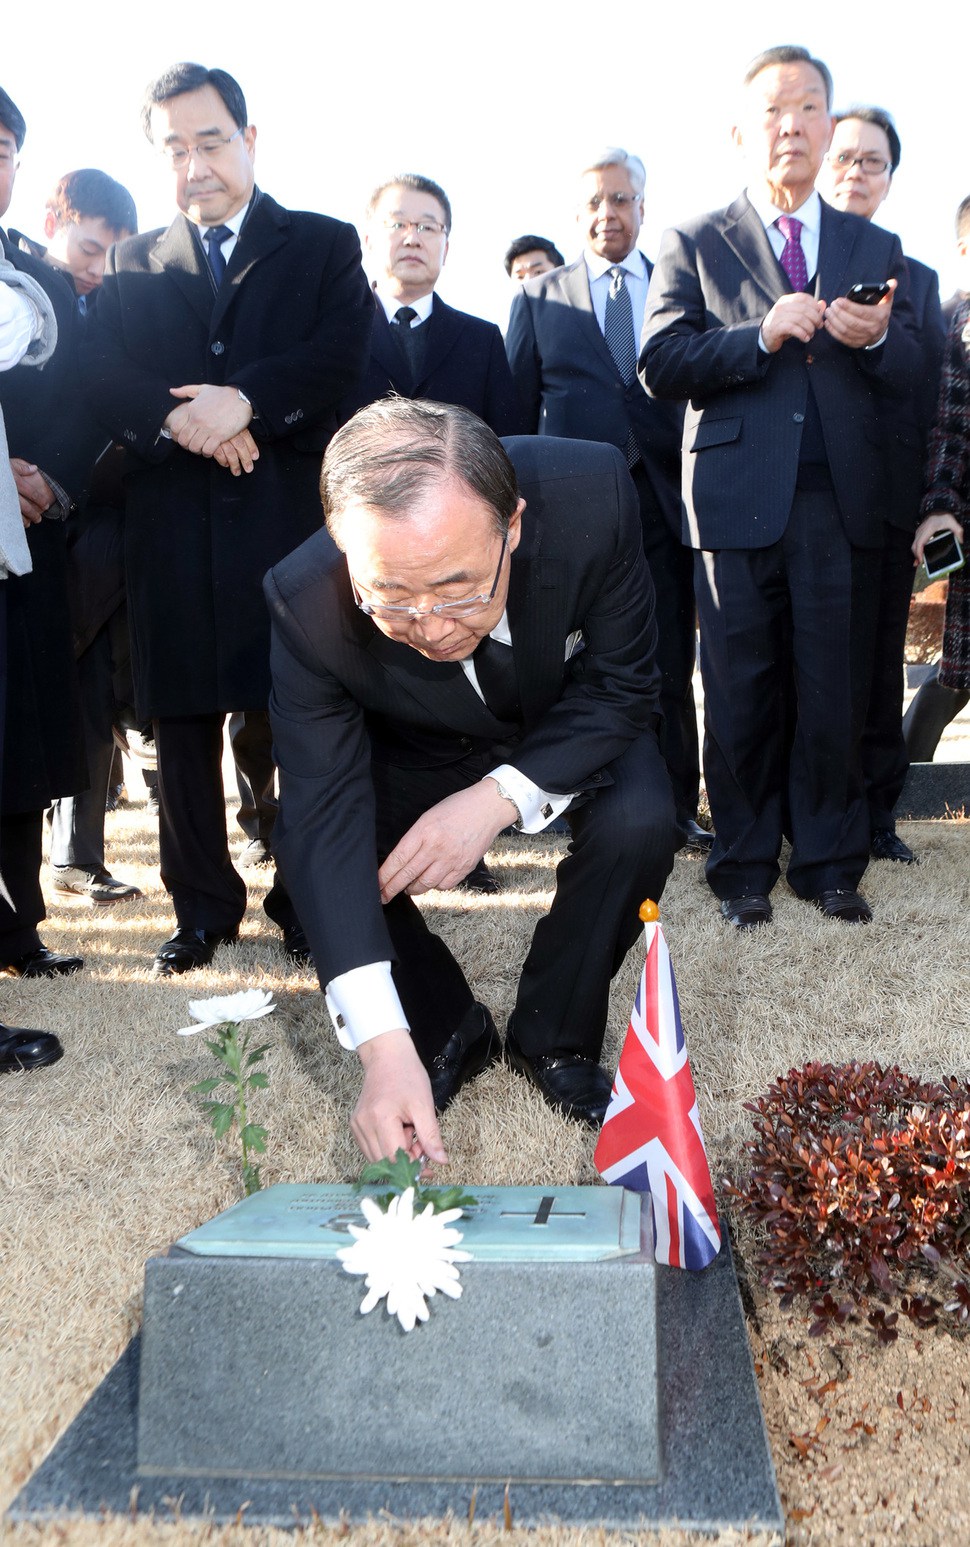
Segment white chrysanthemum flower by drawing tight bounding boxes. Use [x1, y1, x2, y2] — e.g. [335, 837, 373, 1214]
[338, 1187, 471, 1332]
[177, 988, 276, 1036]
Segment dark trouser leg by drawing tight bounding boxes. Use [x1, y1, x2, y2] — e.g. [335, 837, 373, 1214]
[0, 590, 44, 950]
[0, 810, 46, 964]
[697, 492, 877, 901]
[153, 714, 246, 934]
[49, 628, 115, 870]
[902, 666, 970, 762]
[695, 544, 790, 899]
[863, 525, 916, 833]
[228, 709, 278, 845]
[512, 731, 677, 1061]
[370, 754, 492, 1067]
[784, 494, 878, 897]
[632, 465, 700, 826]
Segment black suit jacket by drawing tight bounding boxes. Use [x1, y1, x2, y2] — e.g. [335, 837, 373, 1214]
[337, 292, 524, 435]
[265, 437, 660, 985]
[505, 254, 684, 534]
[879, 254, 944, 533]
[0, 231, 86, 811]
[82, 190, 373, 717]
[639, 194, 922, 550]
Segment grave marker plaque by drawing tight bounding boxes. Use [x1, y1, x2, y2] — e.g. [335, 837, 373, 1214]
[138, 1183, 658, 1484]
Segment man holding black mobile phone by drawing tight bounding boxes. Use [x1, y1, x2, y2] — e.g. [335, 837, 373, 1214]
[641, 46, 921, 930]
[820, 106, 946, 866]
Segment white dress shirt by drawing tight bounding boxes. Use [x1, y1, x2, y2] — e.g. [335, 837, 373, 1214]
[747, 187, 822, 279]
[583, 247, 650, 335]
[374, 288, 435, 326]
[198, 199, 250, 269]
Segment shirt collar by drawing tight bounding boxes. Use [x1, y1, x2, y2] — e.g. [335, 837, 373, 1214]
[197, 197, 252, 241]
[375, 288, 435, 325]
[746, 186, 821, 239]
[584, 247, 646, 283]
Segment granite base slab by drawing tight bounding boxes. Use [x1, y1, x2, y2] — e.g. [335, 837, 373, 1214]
[897, 761, 970, 818]
[8, 1239, 782, 1534]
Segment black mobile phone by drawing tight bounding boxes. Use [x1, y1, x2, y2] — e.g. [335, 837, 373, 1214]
[846, 282, 891, 305]
[923, 530, 965, 581]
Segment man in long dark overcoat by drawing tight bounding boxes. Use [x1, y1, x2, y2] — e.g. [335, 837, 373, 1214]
[84, 62, 373, 974]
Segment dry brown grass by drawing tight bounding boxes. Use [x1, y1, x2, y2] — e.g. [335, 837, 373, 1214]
[1, 791, 968, 1547]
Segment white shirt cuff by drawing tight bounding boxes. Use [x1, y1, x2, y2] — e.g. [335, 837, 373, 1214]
[487, 764, 574, 834]
[324, 961, 409, 1051]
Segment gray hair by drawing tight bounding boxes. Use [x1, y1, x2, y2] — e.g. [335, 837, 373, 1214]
[580, 147, 645, 196]
[322, 398, 519, 548]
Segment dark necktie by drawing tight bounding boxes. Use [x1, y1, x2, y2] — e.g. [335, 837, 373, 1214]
[776, 216, 808, 292]
[204, 224, 233, 286]
[603, 266, 640, 467]
[473, 635, 520, 722]
[392, 304, 419, 376]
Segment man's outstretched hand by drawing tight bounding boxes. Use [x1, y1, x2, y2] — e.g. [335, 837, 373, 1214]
[378, 780, 518, 903]
[352, 1029, 448, 1168]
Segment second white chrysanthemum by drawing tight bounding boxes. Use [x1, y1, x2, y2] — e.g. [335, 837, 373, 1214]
[177, 988, 276, 1036]
[338, 1187, 471, 1332]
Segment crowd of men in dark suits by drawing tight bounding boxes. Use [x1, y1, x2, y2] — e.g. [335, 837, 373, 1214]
[1, 46, 961, 1164]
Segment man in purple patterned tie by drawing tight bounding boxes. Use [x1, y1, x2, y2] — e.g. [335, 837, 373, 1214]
[640, 45, 920, 930]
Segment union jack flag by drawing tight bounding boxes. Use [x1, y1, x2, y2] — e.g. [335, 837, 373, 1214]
[594, 912, 721, 1270]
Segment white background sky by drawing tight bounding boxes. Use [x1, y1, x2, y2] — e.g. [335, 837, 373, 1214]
[5, 2, 968, 327]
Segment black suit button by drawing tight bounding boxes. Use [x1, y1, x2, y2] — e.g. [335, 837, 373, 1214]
[211, 340, 225, 356]
[459, 737, 472, 751]
[793, 412, 805, 423]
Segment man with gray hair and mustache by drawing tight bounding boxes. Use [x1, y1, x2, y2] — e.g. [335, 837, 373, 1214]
[506, 149, 703, 857]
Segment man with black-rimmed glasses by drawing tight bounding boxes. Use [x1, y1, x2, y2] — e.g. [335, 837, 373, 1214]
[266, 398, 677, 1161]
[84, 61, 372, 976]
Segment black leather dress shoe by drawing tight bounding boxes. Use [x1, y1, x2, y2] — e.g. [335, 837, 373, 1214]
[3, 946, 84, 978]
[281, 923, 314, 968]
[504, 1026, 613, 1127]
[871, 828, 917, 864]
[678, 819, 715, 856]
[152, 927, 239, 976]
[428, 1003, 501, 1112]
[457, 860, 501, 895]
[812, 889, 872, 923]
[719, 895, 773, 929]
[0, 1022, 64, 1072]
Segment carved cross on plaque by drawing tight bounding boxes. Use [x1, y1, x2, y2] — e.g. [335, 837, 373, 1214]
[500, 1195, 587, 1226]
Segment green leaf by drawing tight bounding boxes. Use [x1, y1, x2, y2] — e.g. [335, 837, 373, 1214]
[242, 1124, 268, 1152]
[204, 1037, 235, 1066]
[211, 1104, 236, 1140]
[190, 1077, 224, 1095]
[243, 1163, 262, 1195]
[247, 1071, 269, 1089]
[422, 1186, 478, 1214]
[244, 1044, 273, 1067]
[357, 1149, 422, 1193]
